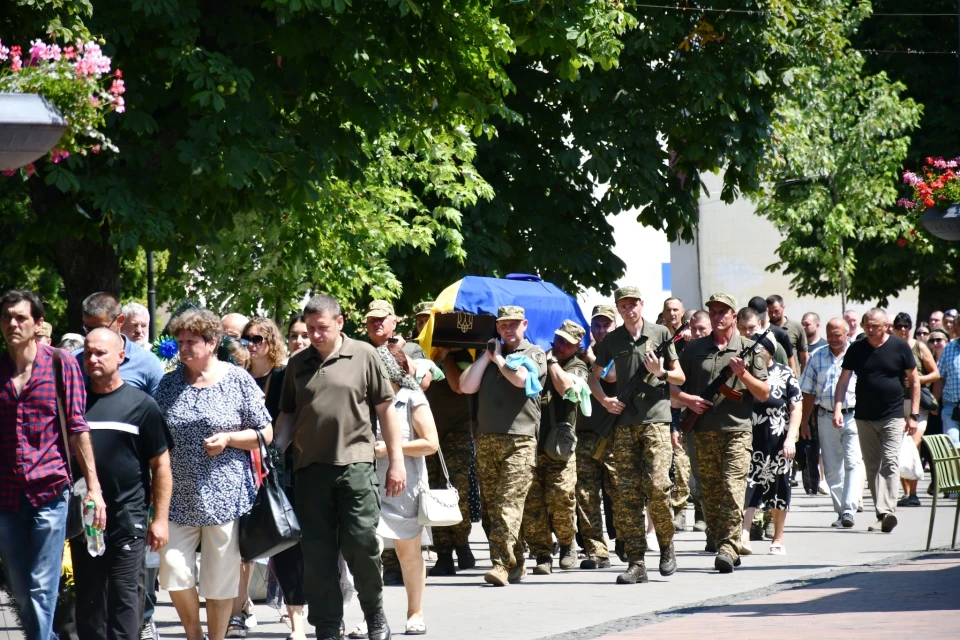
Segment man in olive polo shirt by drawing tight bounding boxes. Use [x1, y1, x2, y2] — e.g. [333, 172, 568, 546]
[522, 319, 588, 575]
[275, 295, 407, 640]
[767, 294, 809, 370]
[672, 293, 769, 574]
[589, 287, 685, 585]
[460, 305, 547, 587]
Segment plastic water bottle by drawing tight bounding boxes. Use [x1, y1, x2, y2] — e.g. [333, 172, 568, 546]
[83, 500, 105, 557]
[145, 504, 160, 568]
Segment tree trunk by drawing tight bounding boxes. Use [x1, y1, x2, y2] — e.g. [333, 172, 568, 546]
[917, 277, 960, 322]
[47, 228, 121, 332]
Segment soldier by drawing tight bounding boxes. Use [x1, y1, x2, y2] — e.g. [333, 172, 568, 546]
[460, 306, 546, 586]
[522, 320, 588, 574]
[673, 293, 769, 573]
[413, 301, 433, 337]
[664, 301, 692, 532]
[590, 287, 685, 584]
[424, 340, 477, 576]
[576, 305, 618, 569]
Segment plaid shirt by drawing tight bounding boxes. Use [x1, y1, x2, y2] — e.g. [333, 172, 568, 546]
[798, 343, 857, 410]
[938, 338, 960, 404]
[0, 344, 88, 512]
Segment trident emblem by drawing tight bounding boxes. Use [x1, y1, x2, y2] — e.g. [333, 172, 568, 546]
[456, 312, 474, 333]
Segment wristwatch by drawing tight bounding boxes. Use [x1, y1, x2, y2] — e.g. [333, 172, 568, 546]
[546, 356, 559, 367]
[910, 413, 920, 421]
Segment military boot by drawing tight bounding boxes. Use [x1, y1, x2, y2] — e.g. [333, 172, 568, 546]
[580, 556, 611, 570]
[763, 510, 775, 539]
[558, 545, 576, 570]
[704, 528, 717, 553]
[659, 542, 677, 576]
[693, 504, 707, 532]
[455, 545, 476, 570]
[508, 562, 527, 584]
[382, 569, 404, 586]
[614, 539, 627, 563]
[616, 562, 649, 584]
[427, 552, 456, 577]
[483, 565, 509, 587]
[533, 556, 552, 575]
[749, 520, 764, 541]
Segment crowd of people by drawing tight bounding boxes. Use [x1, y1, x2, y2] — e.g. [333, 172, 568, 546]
[1, 284, 958, 640]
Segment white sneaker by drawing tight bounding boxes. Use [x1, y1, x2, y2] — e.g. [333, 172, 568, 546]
[830, 517, 843, 528]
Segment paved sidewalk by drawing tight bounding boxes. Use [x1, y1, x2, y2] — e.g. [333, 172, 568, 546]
[591, 553, 960, 640]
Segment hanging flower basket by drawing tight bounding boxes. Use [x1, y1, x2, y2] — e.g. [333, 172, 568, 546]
[899, 157, 960, 242]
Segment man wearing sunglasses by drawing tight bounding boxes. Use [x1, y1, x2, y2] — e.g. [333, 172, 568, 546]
[74, 293, 165, 397]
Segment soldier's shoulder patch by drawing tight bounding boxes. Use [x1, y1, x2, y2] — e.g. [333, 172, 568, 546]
[532, 350, 544, 364]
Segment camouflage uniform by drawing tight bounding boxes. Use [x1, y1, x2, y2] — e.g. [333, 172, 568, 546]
[575, 431, 617, 559]
[476, 433, 537, 568]
[695, 431, 752, 559]
[425, 432, 474, 552]
[671, 441, 691, 513]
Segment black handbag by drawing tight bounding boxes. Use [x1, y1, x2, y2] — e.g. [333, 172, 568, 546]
[52, 349, 85, 540]
[238, 429, 301, 561]
[919, 386, 938, 411]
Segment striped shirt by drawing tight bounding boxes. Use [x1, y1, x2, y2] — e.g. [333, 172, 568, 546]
[938, 339, 960, 404]
[798, 344, 857, 410]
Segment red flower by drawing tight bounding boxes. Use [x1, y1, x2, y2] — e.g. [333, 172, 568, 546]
[897, 238, 908, 247]
[924, 198, 935, 207]
[927, 157, 935, 164]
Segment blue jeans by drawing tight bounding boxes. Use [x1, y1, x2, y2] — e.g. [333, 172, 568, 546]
[0, 490, 69, 640]
[942, 401, 960, 447]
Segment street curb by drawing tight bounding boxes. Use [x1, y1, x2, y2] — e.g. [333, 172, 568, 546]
[540, 547, 960, 640]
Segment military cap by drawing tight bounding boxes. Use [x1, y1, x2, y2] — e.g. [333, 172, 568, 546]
[365, 299, 395, 319]
[591, 304, 617, 322]
[413, 301, 434, 316]
[555, 320, 586, 345]
[705, 292, 738, 312]
[613, 286, 642, 302]
[37, 322, 53, 338]
[497, 305, 525, 321]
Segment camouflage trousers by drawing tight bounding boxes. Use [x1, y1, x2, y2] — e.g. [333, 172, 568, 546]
[671, 443, 691, 513]
[520, 451, 578, 558]
[611, 422, 674, 563]
[575, 431, 617, 558]
[425, 431, 474, 553]
[475, 433, 537, 569]
[695, 430, 752, 561]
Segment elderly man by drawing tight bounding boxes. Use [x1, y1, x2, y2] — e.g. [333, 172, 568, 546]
[833, 309, 918, 534]
[460, 306, 546, 586]
[673, 293, 769, 573]
[72, 329, 173, 640]
[275, 295, 406, 640]
[843, 310, 861, 340]
[591, 287, 685, 584]
[0, 289, 106, 640]
[799, 318, 864, 528]
[221, 313, 248, 339]
[121, 301, 151, 348]
[74, 293, 165, 397]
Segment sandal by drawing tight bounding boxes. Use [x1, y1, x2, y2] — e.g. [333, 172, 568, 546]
[279, 614, 291, 630]
[769, 543, 786, 555]
[347, 620, 368, 639]
[405, 618, 426, 636]
[226, 615, 248, 639]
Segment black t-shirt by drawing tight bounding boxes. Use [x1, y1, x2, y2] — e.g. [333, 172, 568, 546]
[254, 368, 285, 425]
[770, 325, 794, 359]
[842, 336, 917, 421]
[808, 338, 827, 353]
[83, 384, 173, 542]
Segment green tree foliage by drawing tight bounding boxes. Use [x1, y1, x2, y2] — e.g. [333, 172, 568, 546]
[753, 2, 923, 306]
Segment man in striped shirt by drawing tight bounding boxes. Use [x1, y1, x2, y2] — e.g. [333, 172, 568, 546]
[799, 318, 864, 529]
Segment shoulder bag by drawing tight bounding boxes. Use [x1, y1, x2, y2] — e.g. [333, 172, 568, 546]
[52, 348, 86, 540]
[406, 398, 463, 528]
[238, 429, 301, 561]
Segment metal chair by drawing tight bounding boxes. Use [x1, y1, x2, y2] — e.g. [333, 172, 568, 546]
[921, 434, 960, 550]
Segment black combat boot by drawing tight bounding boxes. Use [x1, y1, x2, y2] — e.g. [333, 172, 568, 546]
[455, 545, 476, 570]
[427, 552, 456, 577]
[366, 610, 391, 640]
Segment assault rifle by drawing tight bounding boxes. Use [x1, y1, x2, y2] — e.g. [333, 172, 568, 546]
[592, 322, 688, 460]
[678, 327, 771, 435]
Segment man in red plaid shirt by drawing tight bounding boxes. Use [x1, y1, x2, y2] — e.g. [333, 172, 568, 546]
[0, 289, 105, 640]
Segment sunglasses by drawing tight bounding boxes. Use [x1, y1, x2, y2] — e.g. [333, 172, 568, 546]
[893, 324, 910, 330]
[916, 331, 930, 337]
[931, 338, 946, 344]
[242, 334, 265, 345]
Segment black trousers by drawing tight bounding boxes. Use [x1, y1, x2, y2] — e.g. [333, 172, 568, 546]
[69, 535, 146, 640]
[273, 485, 306, 606]
[296, 463, 382, 637]
[798, 414, 821, 494]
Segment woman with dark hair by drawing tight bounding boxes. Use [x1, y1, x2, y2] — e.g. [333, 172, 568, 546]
[891, 312, 939, 506]
[741, 334, 802, 556]
[286, 315, 310, 356]
[915, 322, 931, 342]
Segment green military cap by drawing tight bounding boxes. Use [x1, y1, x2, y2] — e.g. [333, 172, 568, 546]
[555, 319, 586, 345]
[413, 301, 434, 316]
[705, 292, 738, 312]
[591, 304, 617, 322]
[365, 299, 395, 319]
[613, 286, 642, 302]
[497, 305, 525, 321]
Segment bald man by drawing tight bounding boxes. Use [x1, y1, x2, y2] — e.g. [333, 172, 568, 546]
[73, 329, 173, 640]
[222, 313, 249, 339]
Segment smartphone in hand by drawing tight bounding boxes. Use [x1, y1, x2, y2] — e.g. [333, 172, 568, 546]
[487, 340, 497, 353]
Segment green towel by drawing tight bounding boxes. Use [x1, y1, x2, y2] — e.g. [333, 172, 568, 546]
[563, 377, 592, 417]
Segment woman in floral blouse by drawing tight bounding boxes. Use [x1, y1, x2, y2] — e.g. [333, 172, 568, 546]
[741, 334, 802, 556]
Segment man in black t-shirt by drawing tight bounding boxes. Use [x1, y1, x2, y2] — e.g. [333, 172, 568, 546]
[71, 328, 173, 640]
[833, 309, 918, 534]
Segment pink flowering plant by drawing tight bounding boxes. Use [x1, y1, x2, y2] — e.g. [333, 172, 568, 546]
[898, 157, 960, 211]
[0, 36, 124, 174]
